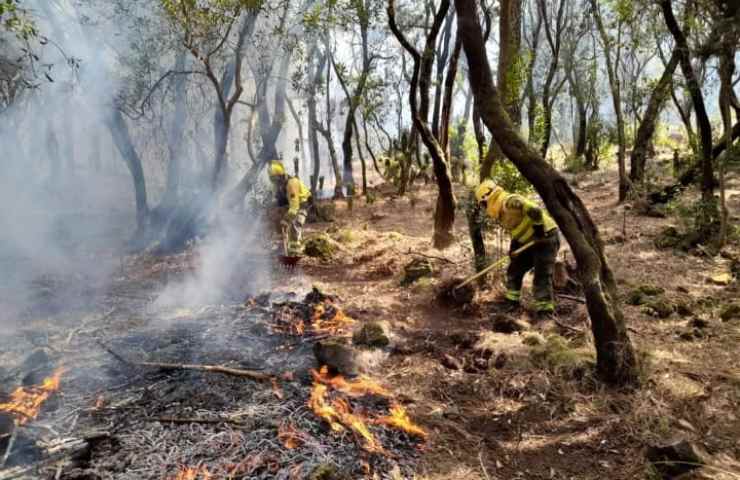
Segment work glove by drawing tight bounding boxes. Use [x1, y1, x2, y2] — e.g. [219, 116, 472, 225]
[527, 207, 546, 239]
[533, 223, 546, 239]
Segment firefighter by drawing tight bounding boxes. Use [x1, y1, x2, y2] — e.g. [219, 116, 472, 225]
[474, 180, 560, 315]
[268, 160, 311, 256]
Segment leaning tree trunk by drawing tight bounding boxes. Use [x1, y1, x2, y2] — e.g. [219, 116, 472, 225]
[439, 36, 462, 158]
[160, 53, 188, 212]
[717, 51, 735, 247]
[660, 0, 714, 202]
[389, 0, 457, 249]
[629, 49, 680, 185]
[455, 0, 639, 386]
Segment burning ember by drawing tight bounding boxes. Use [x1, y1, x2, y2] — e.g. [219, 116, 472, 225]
[272, 296, 356, 337]
[308, 367, 427, 454]
[277, 422, 305, 450]
[0, 368, 63, 425]
[169, 466, 211, 480]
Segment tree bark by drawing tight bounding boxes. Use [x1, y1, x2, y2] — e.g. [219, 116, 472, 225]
[108, 109, 149, 231]
[629, 49, 680, 184]
[389, 0, 457, 249]
[440, 36, 462, 157]
[432, 9, 456, 141]
[307, 47, 327, 195]
[660, 0, 714, 201]
[591, 0, 629, 201]
[455, 0, 639, 386]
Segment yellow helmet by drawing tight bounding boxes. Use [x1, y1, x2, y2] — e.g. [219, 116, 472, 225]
[475, 180, 505, 218]
[268, 161, 286, 178]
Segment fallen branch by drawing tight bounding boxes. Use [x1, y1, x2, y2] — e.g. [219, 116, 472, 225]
[556, 293, 586, 303]
[98, 341, 272, 382]
[554, 319, 584, 334]
[0, 432, 109, 480]
[407, 250, 457, 264]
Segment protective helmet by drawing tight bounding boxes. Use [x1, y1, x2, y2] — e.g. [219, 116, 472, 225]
[474, 180, 501, 203]
[269, 161, 286, 178]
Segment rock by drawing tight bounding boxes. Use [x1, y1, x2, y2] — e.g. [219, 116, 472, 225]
[625, 285, 665, 306]
[643, 299, 675, 319]
[309, 463, 350, 480]
[689, 317, 709, 329]
[654, 226, 682, 249]
[522, 332, 546, 346]
[529, 335, 595, 378]
[352, 322, 390, 348]
[450, 331, 478, 349]
[709, 272, 733, 285]
[646, 440, 705, 479]
[304, 234, 337, 260]
[493, 352, 508, 369]
[675, 300, 694, 317]
[436, 278, 476, 307]
[401, 258, 434, 286]
[492, 314, 530, 333]
[720, 303, 740, 322]
[441, 354, 463, 371]
[313, 341, 359, 377]
[309, 203, 336, 223]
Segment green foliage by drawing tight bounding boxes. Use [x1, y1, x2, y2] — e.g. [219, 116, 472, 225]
[490, 160, 532, 194]
[160, 0, 261, 43]
[1, 0, 37, 39]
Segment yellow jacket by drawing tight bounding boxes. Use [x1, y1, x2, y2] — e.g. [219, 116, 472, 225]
[487, 192, 557, 243]
[286, 177, 311, 215]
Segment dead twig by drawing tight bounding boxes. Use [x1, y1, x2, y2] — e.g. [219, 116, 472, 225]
[556, 293, 586, 303]
[0, 427, 17, 469]
[98, 341, 272, 382]
[146, 416, 249, 426]
[554, 319, 583, 334]
[407, 250, 457, 264]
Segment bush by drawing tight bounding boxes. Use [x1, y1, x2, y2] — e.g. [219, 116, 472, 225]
[490, 160, 532, 194]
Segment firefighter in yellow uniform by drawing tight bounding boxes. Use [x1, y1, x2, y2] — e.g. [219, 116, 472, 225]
[474, 180, 560, 314]
[268, 161, 311, 256]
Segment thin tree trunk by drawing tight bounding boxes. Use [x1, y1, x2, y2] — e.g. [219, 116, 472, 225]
[660, 0, 714, 202]
[591, 0, 628, 201]
[108, 109, 149, 231]
[629, 49, 680, 184]
[717, 51, 735, 247]
[362, 114, 383, 176]
[389, 0, 457, 249]
[432, 9, 456, 140]
[440, 36, 462, 156]
[456, 0, 639, 386]
[287, 96, 308, 176]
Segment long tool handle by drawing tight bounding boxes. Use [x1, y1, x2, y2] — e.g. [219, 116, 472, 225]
[281, 224, 289, 256]
[455, 241, 536, 290]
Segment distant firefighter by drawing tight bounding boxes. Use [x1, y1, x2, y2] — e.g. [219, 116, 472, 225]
[268, 161, 311, 256]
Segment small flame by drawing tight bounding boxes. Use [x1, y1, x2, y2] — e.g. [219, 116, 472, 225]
[311, 303, 355, 336]
[0, 368, 63, 425]
[308, 367, 427, 453]
[277, 422, 304, 450]
[169, 466, 211, 480]
[376, 403, 428, 440]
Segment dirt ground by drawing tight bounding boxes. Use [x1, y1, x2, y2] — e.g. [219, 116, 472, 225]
[293, 162, 740, 479]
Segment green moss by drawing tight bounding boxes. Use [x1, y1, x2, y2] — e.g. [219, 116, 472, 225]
[335, 228, 357, 244]
[720, 303, 740, 322]
[401, 258, 433, 286]
[522, 332, 545, 346]
[529, 335, 595, 378]
[304, 234, 336, 260]
[625, 285, 665, 305]
[642, 299, 675, 319]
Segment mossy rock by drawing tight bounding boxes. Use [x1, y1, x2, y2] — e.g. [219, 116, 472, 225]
[335, 228, 358, 244]
[313, 340, 358, 376]
[720, 303, 740, 322]
[401, 258, 433, 286]
[309, 203, 336, 223]
[309, 464, 350, 480]
[352, 322, 390, 348]
[304, 234, 337, 260]
[643, 299, 675, 319]
[529, 335, 595, 378]
[625, 285, 665, 305]
[654, 226, 682, 249]
[675, 300, 694, 317]
[522, 332, 546, 346]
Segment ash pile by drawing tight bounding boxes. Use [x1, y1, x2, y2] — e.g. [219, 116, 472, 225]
[0, 288, 425, 479]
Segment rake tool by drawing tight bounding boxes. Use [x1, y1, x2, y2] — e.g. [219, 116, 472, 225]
[278, 223, 302, 269]
[454, 240, 537, 291]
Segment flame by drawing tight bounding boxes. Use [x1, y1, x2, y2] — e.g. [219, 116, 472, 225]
[0, 368, 63, 425]
[308, 367, 427, 453]
[273, 300, 355, 337]
[308, 379, 385, 453]
[277, 422, 304, 450]
[169, 466, 211, 480]
[376, 403, 428, 440]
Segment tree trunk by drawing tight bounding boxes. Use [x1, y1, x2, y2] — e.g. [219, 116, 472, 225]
[287, 96, 308, 176]
[440, 36, 462, 157]
[389, 0, 457, 249]
[362, 114, 383, 176]
[455, 0, 639, 386]
[473, 106, 486, 179]
[629, 49, 680, 184]
[660, 0, 714, 201]
[591, 0, 628, 201]
[320, 54, 343, 199]
[307, 48, 327, 195]
[160, 53, 188, 210]
[717, 51, 735, 247]
[432, 9, 456, 141]
[108, 109, 149, 231]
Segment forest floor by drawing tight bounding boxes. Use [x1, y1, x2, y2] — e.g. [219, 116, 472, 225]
[294, 158, 740, 480]
[1, 155, 739, 479]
